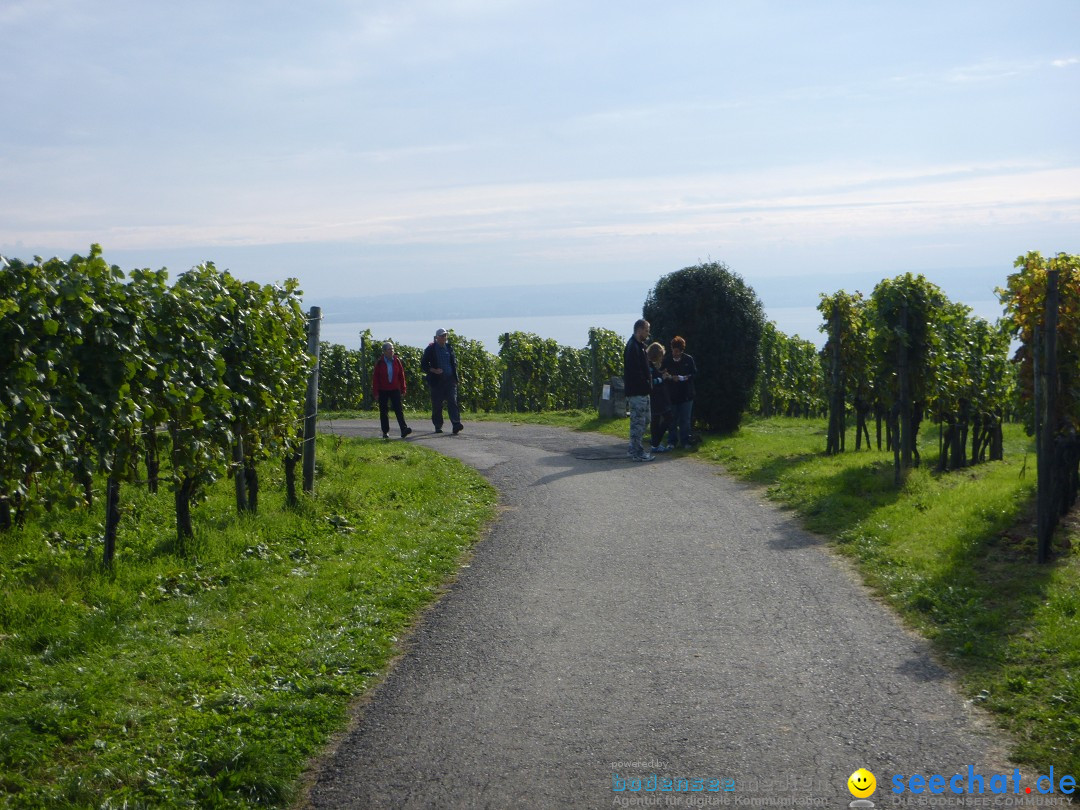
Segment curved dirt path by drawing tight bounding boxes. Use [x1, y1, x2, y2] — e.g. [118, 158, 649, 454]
[304, 420, 1018, 808]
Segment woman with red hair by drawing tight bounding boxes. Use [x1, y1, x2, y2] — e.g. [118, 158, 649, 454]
[662, 336, 697, 448]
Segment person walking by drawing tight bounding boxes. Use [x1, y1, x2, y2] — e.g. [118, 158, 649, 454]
[623, 319, 653, 461]
[372, 341, 413, 440]
[662, 335, 697, 448]
[420, 328, 464, 435]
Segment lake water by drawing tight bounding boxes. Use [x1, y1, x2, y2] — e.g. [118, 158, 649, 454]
[320, 313, 645, 353]
[320, 300, 1005, 354]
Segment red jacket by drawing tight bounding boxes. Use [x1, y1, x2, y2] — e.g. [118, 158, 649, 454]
[372, 355, 407, 396]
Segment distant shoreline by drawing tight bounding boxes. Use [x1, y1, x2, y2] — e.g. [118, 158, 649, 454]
[319, 297, 1004, 355]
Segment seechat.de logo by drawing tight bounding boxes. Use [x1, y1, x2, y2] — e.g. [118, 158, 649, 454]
[848, 768, 877, 809]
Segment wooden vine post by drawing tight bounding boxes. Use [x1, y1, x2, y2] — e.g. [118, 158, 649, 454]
[360, 332, 371, 411]
[825, 303, 844, 455]
[303, 306, 321, 496]
[1037, 270, 1059, 564]
[898, 302, 912, 473]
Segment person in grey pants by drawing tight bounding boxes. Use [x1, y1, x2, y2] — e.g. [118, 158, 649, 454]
[622, 319, 653, 461]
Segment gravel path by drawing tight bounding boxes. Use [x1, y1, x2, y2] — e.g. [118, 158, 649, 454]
[303, 420, 1022, 809]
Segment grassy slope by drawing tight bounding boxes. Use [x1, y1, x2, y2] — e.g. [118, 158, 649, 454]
[0, 436, 496, 808]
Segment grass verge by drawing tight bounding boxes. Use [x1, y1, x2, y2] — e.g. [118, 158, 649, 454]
[0, 435, 496, 808]
[320, 407, 613, 431]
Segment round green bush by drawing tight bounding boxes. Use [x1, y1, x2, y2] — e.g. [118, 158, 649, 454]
[643, 261, 765, 433]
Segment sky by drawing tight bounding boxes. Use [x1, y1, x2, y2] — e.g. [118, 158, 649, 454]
[2, 0, 1078, 344]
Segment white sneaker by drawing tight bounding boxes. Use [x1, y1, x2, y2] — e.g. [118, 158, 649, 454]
[633, 452, 655, 462]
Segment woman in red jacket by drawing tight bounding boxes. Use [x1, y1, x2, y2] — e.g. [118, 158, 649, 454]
[372, 341, 413, 439]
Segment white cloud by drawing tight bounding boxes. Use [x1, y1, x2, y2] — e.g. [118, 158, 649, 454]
[946, 63, 1023, 83]
[5, 161, 1077, 256]
[889, 59, 1040, 87]
[3, 0, 1076, 289]
[0, 0, 65, 25]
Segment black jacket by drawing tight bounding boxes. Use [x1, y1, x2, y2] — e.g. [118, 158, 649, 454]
[421, 341, 458, 386]
[662, 353, 697, 403]
[623, 336, 651, 396]
[649, 365, 671, 413]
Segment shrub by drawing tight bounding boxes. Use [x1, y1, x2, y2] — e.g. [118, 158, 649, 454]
[643, 261, 765, 433]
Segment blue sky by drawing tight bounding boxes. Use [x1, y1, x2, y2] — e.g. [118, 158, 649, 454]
[2, 0, 1078, 334]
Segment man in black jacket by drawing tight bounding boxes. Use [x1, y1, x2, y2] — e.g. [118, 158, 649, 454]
[420, 328, 464, 434]
[623, 319, 653, 461]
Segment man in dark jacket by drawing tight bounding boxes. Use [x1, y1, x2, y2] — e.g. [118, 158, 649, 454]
[420, 328, 464, 434]
[623, 319, 653, 461]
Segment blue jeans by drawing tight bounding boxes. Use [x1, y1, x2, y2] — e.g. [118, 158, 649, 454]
[673, 400, 693, 446]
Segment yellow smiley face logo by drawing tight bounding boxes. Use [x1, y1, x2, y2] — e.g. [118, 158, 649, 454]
[848, 768, 876, 798]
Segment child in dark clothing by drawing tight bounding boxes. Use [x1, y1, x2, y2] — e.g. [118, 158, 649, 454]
[646, 342, 675, 453]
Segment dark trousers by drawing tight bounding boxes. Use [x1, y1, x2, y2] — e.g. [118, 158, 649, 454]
[672, 400, 693, 447]
[429, 379, 461, 429]
[651, 408, 674, 449]
[378, 390, 408, 435]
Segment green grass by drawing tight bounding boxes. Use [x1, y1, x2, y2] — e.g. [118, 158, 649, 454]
[0, 436, 496, 808]
[321, 407, 614, 431]
[700, 416, 1080, 778]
